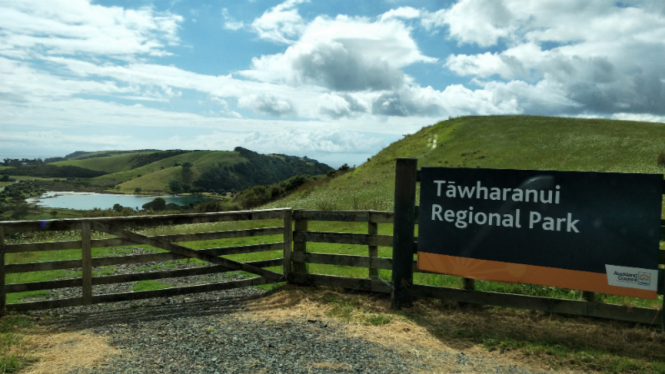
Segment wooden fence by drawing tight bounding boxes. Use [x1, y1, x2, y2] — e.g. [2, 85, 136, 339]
[0, 209, 291, 311]
[1, 207, 664, 326]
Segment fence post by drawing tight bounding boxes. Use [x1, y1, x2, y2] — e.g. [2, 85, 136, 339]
[81, 221, 92, 305]
[0, 226, 5, 315]
[368, 212, 379, 279]
[283, 209, 293, 282]
[391, 158, 417, 309]
[582, 291, 595, 302]
[292, 210, 308, 276]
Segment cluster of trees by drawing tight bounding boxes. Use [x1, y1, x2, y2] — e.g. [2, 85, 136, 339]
[193, 147, 332, 193]
[108, 198, 191, 214]
[2, 158, 44, 167]
[130, 150, 190, 169]
[0, 181, 45, 220]
[0, 164, 106, 178]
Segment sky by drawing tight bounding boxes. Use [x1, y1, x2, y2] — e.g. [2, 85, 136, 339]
[1, 0, 665, 167]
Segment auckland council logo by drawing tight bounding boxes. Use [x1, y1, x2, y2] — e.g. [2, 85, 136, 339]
[638, 272, 651, 287]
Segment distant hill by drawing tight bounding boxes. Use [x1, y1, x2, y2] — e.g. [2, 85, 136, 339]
[3, 148, 333, 194]
[264, 115, 665, 212]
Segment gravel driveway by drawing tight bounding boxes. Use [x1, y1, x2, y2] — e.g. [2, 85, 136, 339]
[21, 253, 550, 374]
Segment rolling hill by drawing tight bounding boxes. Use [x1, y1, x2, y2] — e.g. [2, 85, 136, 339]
[2, 148, 332, 194]
[264, 115, 665, 212]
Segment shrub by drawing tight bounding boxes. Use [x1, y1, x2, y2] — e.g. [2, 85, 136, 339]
[658, 152, 665, 168]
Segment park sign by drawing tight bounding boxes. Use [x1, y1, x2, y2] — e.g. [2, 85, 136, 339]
[417, 167, 663, 299]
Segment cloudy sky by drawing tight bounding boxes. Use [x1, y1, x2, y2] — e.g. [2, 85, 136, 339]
[1, 0, 664, 167]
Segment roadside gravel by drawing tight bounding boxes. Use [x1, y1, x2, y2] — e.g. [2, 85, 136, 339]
[22, 250, 550, 374]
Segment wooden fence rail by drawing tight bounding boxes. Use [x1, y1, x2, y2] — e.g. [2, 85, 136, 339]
[2, 207, 665, 327]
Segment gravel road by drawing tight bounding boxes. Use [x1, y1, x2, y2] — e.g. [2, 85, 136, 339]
[24, 251, 550, 374]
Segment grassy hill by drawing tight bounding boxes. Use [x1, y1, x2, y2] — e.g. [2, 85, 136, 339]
[51, 151, 155, 173]
[93, 151, 242, 191]
[265, 115, 665, 212]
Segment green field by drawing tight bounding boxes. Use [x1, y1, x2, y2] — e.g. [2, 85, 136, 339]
[106, 151, 245, 192]
[51, 151, 154, 173]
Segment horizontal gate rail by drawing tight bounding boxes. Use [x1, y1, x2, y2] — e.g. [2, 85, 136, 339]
[5, 258, 282, 293]
[7, 277, 271, 312]
[1, 209, 287, 234]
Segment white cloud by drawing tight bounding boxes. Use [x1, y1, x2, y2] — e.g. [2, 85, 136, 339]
[379, 6, 421, 22]
[237, 93, 295, 116]
[241, 15, 436, 91]
[436, 0, 665, 116]
[0, 0, 183, 59]
[222, 8, 244, 30]
[251, 0, 309, 44]
[192, 129, 386, 155]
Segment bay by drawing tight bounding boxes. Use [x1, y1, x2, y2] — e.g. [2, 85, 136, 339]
[27, 191, 209, 210]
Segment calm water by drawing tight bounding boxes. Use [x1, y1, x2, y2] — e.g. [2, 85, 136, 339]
[27, 191, 209, 210]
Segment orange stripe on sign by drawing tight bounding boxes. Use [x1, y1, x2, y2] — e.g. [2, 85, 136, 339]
[417, 252, 657, 300]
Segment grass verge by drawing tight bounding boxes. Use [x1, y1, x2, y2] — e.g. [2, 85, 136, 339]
[249, 285, 665, 373]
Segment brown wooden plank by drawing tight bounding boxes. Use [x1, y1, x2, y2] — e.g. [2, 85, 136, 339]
[291, 273, 392, 293]
[6, 242, 285, 273]
[91, 222, 283, 282]
[582, 291, 595, 302]
[155, 227, 284, 243]
[293, 210, 369, 222]
[0, 208, 289, 234]
[5, 238, 128, 253]
[410, 284, 662, 325]
[412, 284, 586, 315]
[291, 252, 393, 270]
[293, 216, 307, 274]
[368, 220, 378, 278]
[0, 226, 5, 313]
[369, 211, 394, 224]
[92, 258, 283, 286]
[204, 242, 285, 256]
[81, 222, 92, 305]
[6, 278, 82, 293]
[5, 259, 82, 274]
[7, 297, 84, 312]
[92, 277, 271, 304]
[5, 259, 283, 292]
[5, 228, 284, 254]
[295, 231, 393, 246]
[283, 210, 293, 279]
[292, 252, 368, 267]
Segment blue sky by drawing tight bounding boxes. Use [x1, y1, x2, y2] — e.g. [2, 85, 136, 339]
[1, 0, 664, 167]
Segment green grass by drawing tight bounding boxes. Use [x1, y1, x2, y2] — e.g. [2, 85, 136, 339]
[93, 150, 244, 192]
[132, 280, 170, 292]
[0, 314, 34, 373]
[51, 151, 154, 173]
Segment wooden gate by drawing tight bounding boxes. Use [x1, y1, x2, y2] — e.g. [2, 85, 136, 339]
[0, 209, 292, 311]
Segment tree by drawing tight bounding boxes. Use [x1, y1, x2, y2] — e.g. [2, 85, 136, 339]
[10, 205, 29, 220]
[50, 210, 58, 218]
[142, 197, 166, 211]
[134, 187, 142, 194]
[0, 175, 9, 181]
[169, 180, 183, 194]
[112, 203, 124, 212]
[182, 162, 193, 171]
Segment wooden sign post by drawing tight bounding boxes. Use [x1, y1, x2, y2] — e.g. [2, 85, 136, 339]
[390, 158, 417, 309]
